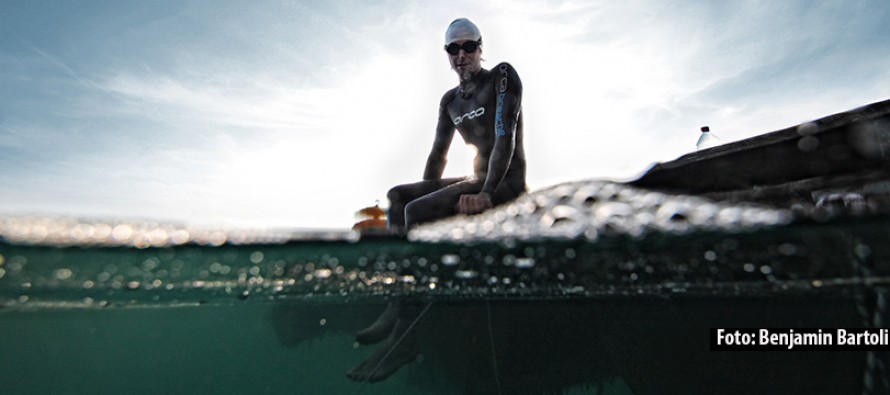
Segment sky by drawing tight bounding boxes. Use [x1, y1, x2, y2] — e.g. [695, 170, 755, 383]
[1, 0, 889, 229]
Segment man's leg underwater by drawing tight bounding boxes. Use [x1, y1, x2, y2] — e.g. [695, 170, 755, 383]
[348, 180, 526, 382]
[349, 178, 508, 382]
[359, 178, 464, 343]
[347, 178, 469, 381]
[354, 302, 400, 345]
[347, 302, 426, 382]
[346, 181, 482, 381]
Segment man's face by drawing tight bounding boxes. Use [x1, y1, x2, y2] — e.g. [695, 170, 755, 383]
[446, 40, 482, 81]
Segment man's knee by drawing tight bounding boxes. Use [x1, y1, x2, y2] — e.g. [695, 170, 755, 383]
[405, 196, 454, 228]
[388, 181, 426, 205]
[387, 186, 404, 206]
[405, 199, 442, 228]
[403, 200, 422, 227]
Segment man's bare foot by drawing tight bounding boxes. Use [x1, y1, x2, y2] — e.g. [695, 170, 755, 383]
[347, 318, 418, 382]
[355, 302, 400, 345]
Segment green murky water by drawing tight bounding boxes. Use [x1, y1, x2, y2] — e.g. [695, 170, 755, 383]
[1, 213, 888, 394]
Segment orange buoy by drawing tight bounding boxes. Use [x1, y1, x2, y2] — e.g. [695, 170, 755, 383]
[352, 218, 387, 231]
[353, 202, 387, 231]
[356, 205, 386, 220]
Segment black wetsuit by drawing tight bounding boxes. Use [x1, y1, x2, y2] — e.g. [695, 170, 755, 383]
[388, 62, 527, 230]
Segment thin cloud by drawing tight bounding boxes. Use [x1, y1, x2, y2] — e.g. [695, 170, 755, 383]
[24, 43, 100, 90]
[100, 72, 340, 134]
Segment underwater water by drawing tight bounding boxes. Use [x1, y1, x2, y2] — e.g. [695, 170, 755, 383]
[1, 181, 888, 395]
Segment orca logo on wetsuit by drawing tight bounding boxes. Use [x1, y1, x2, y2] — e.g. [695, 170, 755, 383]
[495, 64, 509, 136]
[498, 64, 508, 93]
[453, 107, 485, 125]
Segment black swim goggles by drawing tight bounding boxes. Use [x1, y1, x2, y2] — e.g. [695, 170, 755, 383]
[444, 40, 481, 55]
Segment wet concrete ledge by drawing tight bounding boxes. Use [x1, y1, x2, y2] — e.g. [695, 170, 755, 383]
[631, 98, 890, 208]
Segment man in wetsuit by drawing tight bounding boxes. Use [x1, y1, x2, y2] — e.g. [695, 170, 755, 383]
[386, 17, 527, 235]
[347, 18, 527, 383]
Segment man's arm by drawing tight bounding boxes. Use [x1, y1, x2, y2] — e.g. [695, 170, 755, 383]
[481, 63, 522, 194]
[459, 63, 522, 214]
[423, 91, 457, 180]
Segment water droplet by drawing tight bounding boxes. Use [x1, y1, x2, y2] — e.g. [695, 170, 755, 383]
[542, 204, 582, 228]
[797, 136, 819, 152]
[854, 244, 871, 259]
[704, 251, 717, 261]
[455, 270, 477, 279]
[147, 229, 169, 246]
[54, 268, 73, 280]
[743, 263, 756, 273]
[319, 318, 327, 326]
[441, 254, 461, 266]
[797, 122, 819, 136]
[142, 258, 159, 271]
[515, 257, 536, 268]
[111, 225, 133, 241]
[777, 243, 797, 256]
[314, 269, 332, 279]
[564, 248, 576, 259]
[170, 230, 190, 245]
[450, 228, 465, 240]
[250, 251, 264, 264]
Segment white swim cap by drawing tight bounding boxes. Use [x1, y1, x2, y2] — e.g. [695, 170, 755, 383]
[445, 18, 482, 45]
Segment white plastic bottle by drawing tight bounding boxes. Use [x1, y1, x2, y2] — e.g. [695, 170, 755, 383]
[696, 126, 721, 150]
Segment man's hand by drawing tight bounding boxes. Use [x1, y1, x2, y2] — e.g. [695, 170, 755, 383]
[458, 192, 493, 215]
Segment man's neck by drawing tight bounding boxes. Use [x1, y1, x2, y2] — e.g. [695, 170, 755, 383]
[457, 68, 484, 97]
[458, 67, 483, 84]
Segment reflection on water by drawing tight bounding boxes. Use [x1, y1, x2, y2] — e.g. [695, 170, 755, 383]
[1, 180, 889, 394]
[410, 180, 793, 243]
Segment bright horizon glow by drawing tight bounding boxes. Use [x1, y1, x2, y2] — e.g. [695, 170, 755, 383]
[2, 1, 889, 229]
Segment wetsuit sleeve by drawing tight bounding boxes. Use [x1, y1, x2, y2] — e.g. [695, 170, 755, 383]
[423, 91, 456, 180]
[482, 63, 522, 195]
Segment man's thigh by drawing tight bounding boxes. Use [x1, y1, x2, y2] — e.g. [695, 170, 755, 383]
[389, 177, 467, 204]
[404, 179, 485, 225]
[421, 178, 485, 206]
